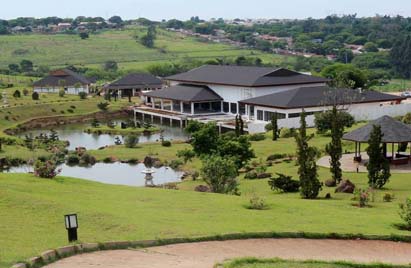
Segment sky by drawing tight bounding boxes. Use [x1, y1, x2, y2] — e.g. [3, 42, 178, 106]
[2, 0, 411, 20]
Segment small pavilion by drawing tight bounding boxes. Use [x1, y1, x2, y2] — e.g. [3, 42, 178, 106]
[343, 116, 411, 165]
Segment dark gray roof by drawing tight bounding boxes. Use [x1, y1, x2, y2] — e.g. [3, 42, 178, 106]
[343, 116, 411, 143]
[33, 69, 91, 87]
[239, 86, 404, 109]
[166, 65, 328, 87]
[143, 84, 222, 102]
[107, 73, 162, 90]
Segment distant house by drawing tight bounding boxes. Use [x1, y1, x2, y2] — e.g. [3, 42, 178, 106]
[33, 69, 92, 94]
[57, 23, 71, 32]
[106, 73, 163, 97]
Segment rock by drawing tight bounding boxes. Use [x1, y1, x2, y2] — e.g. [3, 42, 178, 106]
[144, 156, 156, 168]
[11, 263, 27, 268]
[325, 179, 336, 187]
[195, 185, 210, 192]
[41, 249, 57, 262]
[77, 243, 99, 252]
[335, 180, 356, 194]
[102, 241, 131, 249]
[153, 160, 163, 168]
[56, 245, 76, 257]
[28, 257, 42, 266]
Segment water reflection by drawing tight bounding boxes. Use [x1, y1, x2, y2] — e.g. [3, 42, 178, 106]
[5, 162, 183, 187]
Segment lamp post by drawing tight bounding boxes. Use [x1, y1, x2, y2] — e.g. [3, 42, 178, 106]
[64, 214, 78, 242]
[142, 168, 155, 187]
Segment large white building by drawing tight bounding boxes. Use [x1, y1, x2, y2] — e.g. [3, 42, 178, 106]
[139, 65, 407, 132]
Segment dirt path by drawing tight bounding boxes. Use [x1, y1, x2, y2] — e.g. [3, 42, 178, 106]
[43, 238, 411, 268]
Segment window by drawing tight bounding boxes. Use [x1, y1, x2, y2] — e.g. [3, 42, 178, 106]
[288, 111, 316, 118]
[264, 111, 286, 121]
[223, 102, 229, 113]
[230, 103, 237, 114]
[257, 110, 264, 121]
[239, 103, 246, 115]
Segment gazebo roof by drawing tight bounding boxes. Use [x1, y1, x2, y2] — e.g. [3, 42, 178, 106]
[343, 116, 411, 143]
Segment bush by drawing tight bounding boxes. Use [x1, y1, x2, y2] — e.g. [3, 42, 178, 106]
[22, 89, 29, 96]
[67, 109, 74, 113]
[383, 193, 394, 202]
[97, 102, 109, 111]
[79, 153, 96, 166]
[124, 135, 138, 148]
[59, 89, 65, 97]
[315, 110, 355, 134]
[201, 155, 239, 195]
[399, 198, 411, 228]
[13, 90, 21, 98]
[34, 160, 60, 179]
[264, 123, 273, 131]
[66, 154, 80, 165]
[79, 91, 87, 99]
[244, 170, 258, 180]
[266, 154, 288, 161]
[32, 91, 39, 100]
[169, 159, 184, 170]
[353, 188, 370, 208]
[247, 194, 267, 210]
[161, 140, 171, 147]
[249, 133, 266, 141]
[268, 173, 300, 193]
[279, 128, 295, 138]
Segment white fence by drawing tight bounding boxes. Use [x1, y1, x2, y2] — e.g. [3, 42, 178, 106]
[247, 103, 411, 134]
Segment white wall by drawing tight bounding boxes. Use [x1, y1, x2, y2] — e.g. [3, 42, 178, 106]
[34, 85, 89, 95]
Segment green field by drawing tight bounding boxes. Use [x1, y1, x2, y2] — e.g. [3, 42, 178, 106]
[0, 27, 287, 70]
[221, 258, 410, 268]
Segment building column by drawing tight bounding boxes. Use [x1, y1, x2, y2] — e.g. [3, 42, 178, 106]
[236, 103, 239, 115]
[180, 101, 184, 114]
[170, 101, 174, 112]
[191, 102, 195, 115]
[262, 110, 266, 121]
[160, 100, 164, 110]
[152, 98, 155, 109]
[221, 101, 224, 113]
[228, 103, 231, 114]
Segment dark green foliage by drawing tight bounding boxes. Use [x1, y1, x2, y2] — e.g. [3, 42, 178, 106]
[295, 112, 322, 199]
[12, 90, 21, 98]
[161, 140, 171, 147]
[78, 91, 87, 99]
[321, 64, 370, 89]
[217, 134, 255, 169]
[325, 106, 344, 184]
[271, 113, 278, 141]
[266, 153, 288, 161]
[103, 60, 118, 72]
[91, 118, 100, 128]
[391, 35, 411, 78]
[140, 25, 156, 48]
[200, 154, 239, 195]
[399, 198, 411, 229]
[169, 159, 183, 170]
[176, 149, 196, 163]
[185, 120, 202, 134]
[49, 129, 59, 141]
[124, 134, 139, 148]
[248, 133, 266, 141]
[20, 59, 33, 72]
[79, 32, 89, 39]
[268, 173, 300, 193]
[66, 154, 80, 165]
[97, 102, 109, 111]
[315, 110, 354, 134]
[190, 122, 219, 155]
[366, 125, 391, 188]
[234, 115, 244, 137]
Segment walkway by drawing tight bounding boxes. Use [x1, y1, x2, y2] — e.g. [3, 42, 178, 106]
[318, 153, 411, 173]
[44, 238, 411, 268]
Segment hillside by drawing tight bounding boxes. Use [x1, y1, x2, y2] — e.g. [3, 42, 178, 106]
[0, 26, 287, 71]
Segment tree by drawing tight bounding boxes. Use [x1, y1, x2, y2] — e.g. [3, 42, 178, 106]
[295, 111, 322, 199]
[176, 149, 196, 163]
[20, 59, 33, 72]
[190, 122, 219, 155]
[124, 135, 139, 148]
[58, 89, 65, 97]
[271, 113, 279, 141]
[140, 25, 156, 48]
[314, 109, 354, 133]
[325, 106, 343, 184]
[218, 134, 255, 169]
[79, 32, 89, 40]
[13, 90, 21, 98]
[78, 91, 87, 99]
[103, 60, 118, 72]
[391, 35, 411, 78]
[336, 48, 354, 63]
[8, 63, 19, 73]
[321, 64, 368, 89]
[32, 91, 39, 100]
[366, 125, 391, 188]
[364, 42, 379, 52]
[201, 155, 239, 195]
[108, 16, 123, 25]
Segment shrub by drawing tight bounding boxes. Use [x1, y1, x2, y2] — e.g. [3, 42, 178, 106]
[266, 154, 288, 161]
[353, 188, 370, 208]
[399, 198, 411, 228]
[34, 160, 60, 179]
[383, 193, 394, 202]
[66, 154, 80, 165]
[103, 157, 114, 163]
[22, 89, 29, 96]
[268, 173, 300, 193]
[79, 91, 87, 100]
[97, 102, 109, 111]
[264, 123, 273, 131]
[59, 89, 65, 97]
[70, 105, 76, 109]
[169, 159, 184, 170]
[13, 90, 21, 98]
[315, 110, 355, 134]
[247, 194, 267, 210]
[249, 133, 266, 141]
[51, 108, 56, 112]
[201, 155, 239, 195]
[244, 170, 258, 180]
[32, 91, 39, 100]
[124, 134, 139, 148]
[279, 128, 295, 138]
[176, 149, 195, 163]
[67, 109, 74, 113]
[161, 140, 171, 147]
[79, 153, 96, 166]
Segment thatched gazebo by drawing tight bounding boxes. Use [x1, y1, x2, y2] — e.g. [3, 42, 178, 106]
[343, 116, 411, 165]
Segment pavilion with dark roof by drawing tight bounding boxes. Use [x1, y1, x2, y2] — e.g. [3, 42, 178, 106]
[33, 69, 93, 94]
[106, 73, 163, 97]
[343, 116, 411, 165]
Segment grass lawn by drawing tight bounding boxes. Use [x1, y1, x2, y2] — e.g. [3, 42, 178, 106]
[221, 258, 410, 268]
[372, 79, 411, 92]
[0, 27, 289, 70]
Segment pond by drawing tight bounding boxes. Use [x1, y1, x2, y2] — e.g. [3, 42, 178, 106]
[5, 162, 183, 187]
[18, 119, 189, 150]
